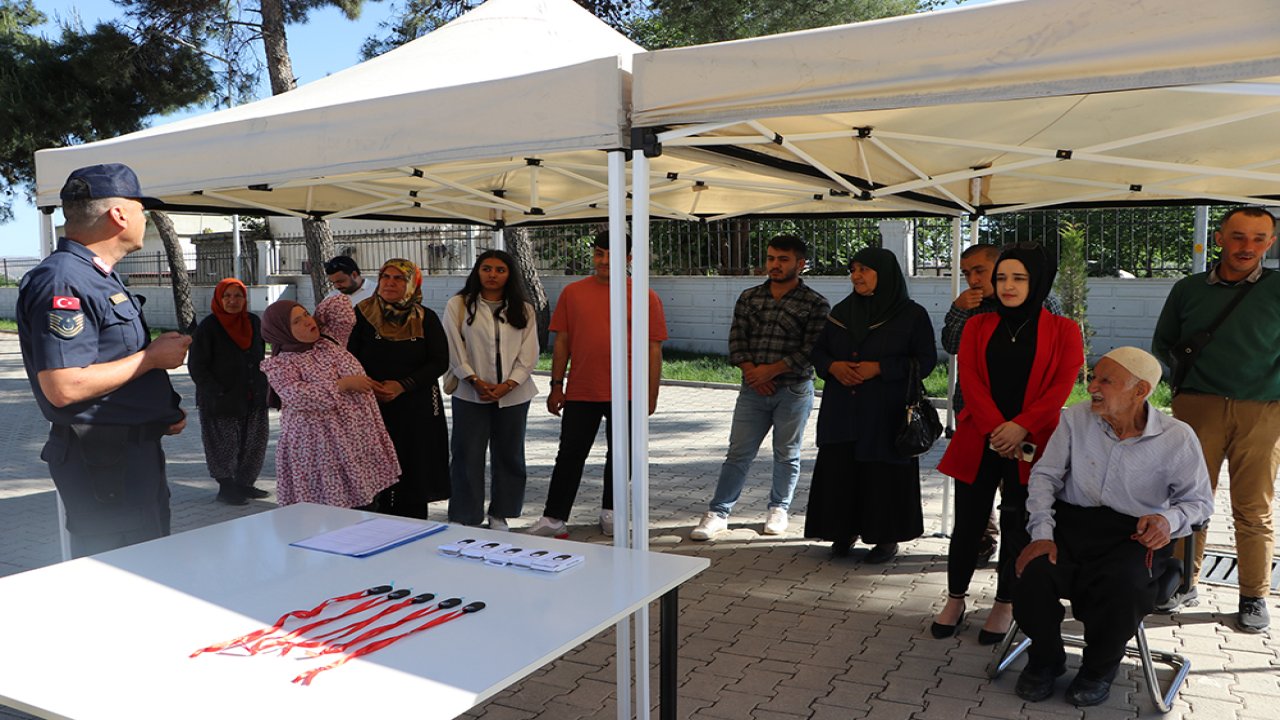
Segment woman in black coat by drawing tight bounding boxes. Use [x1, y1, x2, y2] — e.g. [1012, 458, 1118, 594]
[804, 248, 937, 563]
[348, 258, 451, 518]
[188, 278, 270, 505]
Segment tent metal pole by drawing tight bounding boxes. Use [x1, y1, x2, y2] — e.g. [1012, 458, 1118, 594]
[631, 149, 653, 720]
[200, 191, 311, 219]
[606, 150, 632, 720]
[1193, 207, 1209, 274]
[655, 120, 741, 143]
[867, 136, 974, 212]
[232, 215, 241, 281]
[414, 170, 530, 212]
[745, 120, 864, 197]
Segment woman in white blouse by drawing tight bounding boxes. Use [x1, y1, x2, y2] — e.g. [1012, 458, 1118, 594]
[444, 250, 540, 530]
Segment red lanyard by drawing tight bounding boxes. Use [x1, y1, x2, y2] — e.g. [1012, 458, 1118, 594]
[252, 589, 412, 655]
[307, 597, 461, 657]
[293, 600, 485, 686]
[288, 593, 436, 654]
[190, 585, 392, 658]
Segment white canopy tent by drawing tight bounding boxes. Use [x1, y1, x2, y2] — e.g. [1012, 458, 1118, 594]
[630, 0, 1280, 220]
[34, 0, 639, 227]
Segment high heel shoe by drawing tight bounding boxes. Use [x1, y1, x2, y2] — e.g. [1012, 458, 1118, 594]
[931, 612, 966, 639]
[931, 595, 967, 639]
[978, 628, 1008, 645]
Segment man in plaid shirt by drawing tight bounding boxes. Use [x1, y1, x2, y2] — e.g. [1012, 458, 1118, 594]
[691, 235, 830, 540]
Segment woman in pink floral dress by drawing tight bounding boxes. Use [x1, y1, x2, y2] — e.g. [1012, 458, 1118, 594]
[260, 294, 400, 507]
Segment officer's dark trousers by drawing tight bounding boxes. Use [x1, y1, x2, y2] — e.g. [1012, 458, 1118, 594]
[43, 424, 170, 559]
[1013, 501, 1174, 681]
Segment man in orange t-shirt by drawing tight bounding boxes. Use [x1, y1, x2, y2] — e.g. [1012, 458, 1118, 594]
[526, 232, 668, 538]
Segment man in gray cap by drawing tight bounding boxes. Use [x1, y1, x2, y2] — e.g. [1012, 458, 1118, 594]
[17, 163, 192, 558]
[1011, 347, 1213, 707]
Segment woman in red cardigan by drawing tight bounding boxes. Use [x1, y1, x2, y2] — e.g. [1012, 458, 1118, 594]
[932, 244, 1083, 644]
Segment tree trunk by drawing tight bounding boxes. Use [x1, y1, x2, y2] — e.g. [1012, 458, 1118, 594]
[150, 210, 196, 332]
[302, 218, 335, 306]
[259, 0, 297, 95]
[505, 227, 551, 352]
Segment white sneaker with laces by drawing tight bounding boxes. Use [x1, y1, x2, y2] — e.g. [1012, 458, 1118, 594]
[526, 516, 568, 538]
[690, 512, 729, 541]
[488, 515, 509, 532]
[763, 507, 789, 535]
[600, 509, 615, 536]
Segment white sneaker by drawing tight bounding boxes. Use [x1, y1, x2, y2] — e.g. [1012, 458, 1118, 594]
[525, 516, 568, 539]
[690, 512, 729, 541]
[600, 509, 614, 536]
[488, 515, 509, 532]
[763, 507, 789, 535]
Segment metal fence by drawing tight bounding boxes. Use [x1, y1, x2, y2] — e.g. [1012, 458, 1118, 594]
[3, 207, 1240, 287]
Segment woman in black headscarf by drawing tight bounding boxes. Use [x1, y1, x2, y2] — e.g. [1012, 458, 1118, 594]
[933, 243, 1082, 642]
[804, 247, 937, 564]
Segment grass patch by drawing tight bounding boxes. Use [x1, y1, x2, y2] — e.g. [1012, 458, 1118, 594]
[539, 350, 1171, 410]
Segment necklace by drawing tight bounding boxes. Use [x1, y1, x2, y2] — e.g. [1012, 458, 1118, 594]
[1005, 318, 1031, 343]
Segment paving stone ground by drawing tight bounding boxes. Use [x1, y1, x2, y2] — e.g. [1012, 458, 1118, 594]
[0, 331, 1275, 719]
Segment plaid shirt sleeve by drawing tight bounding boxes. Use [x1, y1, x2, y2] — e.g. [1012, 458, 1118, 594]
[727, 288, 754, 366]
[941, 304, 973, 356]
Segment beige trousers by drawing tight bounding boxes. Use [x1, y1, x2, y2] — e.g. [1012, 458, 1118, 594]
[1172, 393, 1280, 598]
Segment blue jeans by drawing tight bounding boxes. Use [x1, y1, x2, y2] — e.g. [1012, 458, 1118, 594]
[447, 399, 530, 526]
[709, 381, 814, 516]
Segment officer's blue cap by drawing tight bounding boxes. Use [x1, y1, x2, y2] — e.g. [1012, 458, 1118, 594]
[59, 163, 164, 209]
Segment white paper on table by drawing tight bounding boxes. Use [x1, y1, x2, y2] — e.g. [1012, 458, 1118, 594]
[290, 518, 447, 557]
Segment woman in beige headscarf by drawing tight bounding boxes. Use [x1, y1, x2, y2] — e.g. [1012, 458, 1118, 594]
[347, 258, 451, 518]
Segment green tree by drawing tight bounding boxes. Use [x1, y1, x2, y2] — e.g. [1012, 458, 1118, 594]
[1054, 221, 1091, 378]
[0, 0, 213, 222]
[119, 0, 387, 303]
[632, 0, 956, 48]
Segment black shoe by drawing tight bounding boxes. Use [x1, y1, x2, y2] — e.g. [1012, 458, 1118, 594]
[216, 486, 249, 506]
[1065, 673, 1112, 707]
[241, 486, 270, 499]
[1155, 585, 1199, 614]
[930, 612, 965, 639]
[975, 535, 997, 569]
[1015, 663, 1066, 703]
[978, 628, 1007, 646]
[864, 542, 899, 564]
[1237, 596, 1271, 634]
[829, 540, 853, 558]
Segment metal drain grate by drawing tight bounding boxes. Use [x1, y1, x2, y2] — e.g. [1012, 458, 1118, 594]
[1200, 551, 1280, 590]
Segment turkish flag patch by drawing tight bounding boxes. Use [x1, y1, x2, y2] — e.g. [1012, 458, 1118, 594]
[52, 296, 81, 311]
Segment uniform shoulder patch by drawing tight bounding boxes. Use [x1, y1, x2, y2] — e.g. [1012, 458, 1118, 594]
[52, 295, 81, 310]
[48, 312, 86, 339]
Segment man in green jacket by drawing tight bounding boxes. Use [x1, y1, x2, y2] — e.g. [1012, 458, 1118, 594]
[1152, 207, 1279, 633]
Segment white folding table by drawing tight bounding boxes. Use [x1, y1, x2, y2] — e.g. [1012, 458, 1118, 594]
[0, 503, 707, 720]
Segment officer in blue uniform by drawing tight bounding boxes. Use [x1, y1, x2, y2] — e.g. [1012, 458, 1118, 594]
[17, 163, 192, 558]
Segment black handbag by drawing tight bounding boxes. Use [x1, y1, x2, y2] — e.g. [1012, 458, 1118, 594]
[894, 359, 943, 457]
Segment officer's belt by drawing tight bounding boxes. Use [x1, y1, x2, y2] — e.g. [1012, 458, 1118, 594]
[51, 422, 168, 444]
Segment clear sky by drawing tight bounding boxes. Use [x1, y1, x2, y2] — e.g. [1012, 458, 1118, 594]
[3, 0, 981, 258]
[1, 0, 398, 256]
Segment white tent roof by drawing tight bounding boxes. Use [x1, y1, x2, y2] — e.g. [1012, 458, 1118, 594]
[630, 0, 1280, 219]
[34, 0, 641, 226]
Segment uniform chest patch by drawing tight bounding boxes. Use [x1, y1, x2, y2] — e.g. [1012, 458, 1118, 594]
[48, 312, 86, 339]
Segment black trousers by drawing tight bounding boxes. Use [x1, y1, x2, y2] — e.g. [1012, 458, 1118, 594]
[1013, 501, 1174, 681]
[43, 424, 170, 559]
[948, 449, 1028, 601]
[543, 401, 628, 521]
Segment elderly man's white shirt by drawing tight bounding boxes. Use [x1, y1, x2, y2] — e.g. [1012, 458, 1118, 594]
[1026, 401, 1214, 542]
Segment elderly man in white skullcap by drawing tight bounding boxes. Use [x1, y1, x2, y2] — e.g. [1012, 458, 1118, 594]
[1008, 347, 1214, 708]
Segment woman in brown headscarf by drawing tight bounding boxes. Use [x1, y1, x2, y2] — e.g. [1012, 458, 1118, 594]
[188, 278, 270, 505]
[348, 258, 451, 518]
